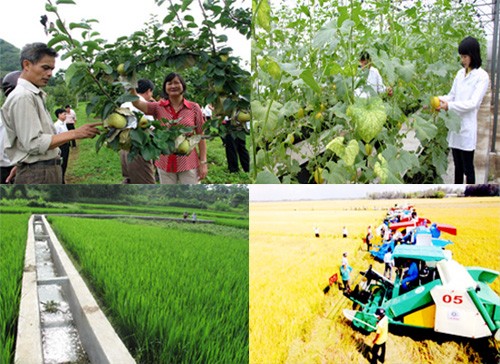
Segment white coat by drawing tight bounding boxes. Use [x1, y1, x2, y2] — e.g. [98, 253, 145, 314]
[440, 67, 489, 151]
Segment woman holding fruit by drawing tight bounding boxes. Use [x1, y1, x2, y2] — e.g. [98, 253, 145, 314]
[131, 72, 207, 184]
[435, 36, 489, 184]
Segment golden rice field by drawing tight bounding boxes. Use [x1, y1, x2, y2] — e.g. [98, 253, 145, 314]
[250, 197, 500, 364]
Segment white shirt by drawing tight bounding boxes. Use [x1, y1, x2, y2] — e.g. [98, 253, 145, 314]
[354, 67, 386, 98]
[122, 95, 154, 121]
[383, 252, 393, 265]
[202, 105, 212, 118]
[54, 119, 69, 134]
[0, 113, 12, 167]
[65, 109, 77, 124]
[1, 78, 59, 164]
[440, 67, 489, 151]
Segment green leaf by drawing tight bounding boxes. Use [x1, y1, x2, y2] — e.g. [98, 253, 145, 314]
[45, 4, 57, 12]
[347, 97, 387, 143]
[69, 22, 92, 30]
[325, 136, 345, 156]
[413, 114, 438, 141]
[395, 60, 416, 83]
[255, 0, 271, 31]
[181, 0, 193, 11]
[95, 133, 107, 153]
[339, 20, 355, 36]
[83, 41, 100, 53]
[47, 34, 69, 48]
[56, 0, 76, 4]
[440, 111, 461, 133]
[140, 143, 159, 161]
[255, 170, 281, 184]
[130, 128, 148, 147]
[343, 139, 359, 166]
[64, 61, 87, 86]
[300, 69, 321, 93]
[116, 94, 139, 105]
[312, 21, 338, 51]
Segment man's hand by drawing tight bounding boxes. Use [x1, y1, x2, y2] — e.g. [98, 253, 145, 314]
[73, 122, 102, 139]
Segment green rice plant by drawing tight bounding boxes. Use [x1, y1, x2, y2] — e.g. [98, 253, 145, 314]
[48, 216, 248, 364]
[0, 214, 30, 364]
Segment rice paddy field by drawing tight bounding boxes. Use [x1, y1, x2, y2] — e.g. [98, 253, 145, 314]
[48, 216, 248, 363]
[0, 214, 30, 364]
[249, 197, 500, 364]
[0, 201, 248, 363]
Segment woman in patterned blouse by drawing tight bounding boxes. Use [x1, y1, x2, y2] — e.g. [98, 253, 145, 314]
[131, 72, 208, 184]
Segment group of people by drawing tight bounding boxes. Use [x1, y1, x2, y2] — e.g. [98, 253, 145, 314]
[357, 36, 489, 185]
[0, 42, 251, 185]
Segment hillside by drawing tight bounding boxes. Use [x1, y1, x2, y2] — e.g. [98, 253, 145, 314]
[0, 39, 20, 77]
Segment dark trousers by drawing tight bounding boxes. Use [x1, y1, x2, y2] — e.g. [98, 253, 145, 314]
[0, 166, 15, 184]
[66, 123, 76, 147]
[15, 164, 62, 184]
[451, 148, 475, 184]
[223, 134, 249, 173]
[60, 143, 70, 184]
[370, 342, 386, 364]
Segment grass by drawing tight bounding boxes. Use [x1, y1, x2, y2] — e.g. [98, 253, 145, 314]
[48, 216, 249, 363]
[65, 103, 251, 183]
[0, 214, 30, 364]
[0, 200, 248, 229]
[249, 197, 500, 364]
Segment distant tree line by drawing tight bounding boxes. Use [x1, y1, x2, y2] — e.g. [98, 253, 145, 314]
[464, 184, 499, 197]
[0, 185, 249, 211]
[367, 187, 465, 200]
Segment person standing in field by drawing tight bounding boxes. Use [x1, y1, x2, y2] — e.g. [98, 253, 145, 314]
[0, 70, 21, 184]
[120, 79, 156, 184]
[370, 308, 388, 364]
[355, 52, 393, 98]
[1, 43, 101, 184]
[366, 225, 373, 251]
[342, 226, 348, 238]
[383, 248, 394, 280]
[53, 108, 70, 183]
[436, 36, 489, 184]
[340, 262, 352, 292]
[64, 104, 77, 147]
[131, 72, 207, 184]
[314, 226, 320, 238]
[192, 212, 197, 223]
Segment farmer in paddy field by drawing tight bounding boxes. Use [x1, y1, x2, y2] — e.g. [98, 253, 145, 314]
[1, 43, 101, 184]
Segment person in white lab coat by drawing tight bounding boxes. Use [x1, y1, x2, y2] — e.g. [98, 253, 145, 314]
[436, 36, 489, 184]
[355, 52, 393, 98]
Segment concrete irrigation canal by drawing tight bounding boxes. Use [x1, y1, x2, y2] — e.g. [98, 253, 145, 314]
[15, 215, 135, 364]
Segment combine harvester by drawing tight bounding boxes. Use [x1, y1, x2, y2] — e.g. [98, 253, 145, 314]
[370, 210, 456, 261]
[343, 244, 500, 340]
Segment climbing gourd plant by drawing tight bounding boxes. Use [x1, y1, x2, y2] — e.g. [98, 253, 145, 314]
[252, 0, 486, 183]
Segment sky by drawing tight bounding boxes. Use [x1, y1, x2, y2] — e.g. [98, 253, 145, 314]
[0, 0, 250, 71]
[249, 184, 465, 201]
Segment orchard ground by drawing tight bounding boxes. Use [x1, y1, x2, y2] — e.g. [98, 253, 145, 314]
[63, 103, 251, 184]
[250, 197, 500, 364]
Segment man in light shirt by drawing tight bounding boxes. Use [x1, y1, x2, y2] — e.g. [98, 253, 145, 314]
[54, 108, 70, 183]
[1, 43, 100, 184]
[64, 104, 77, 147]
